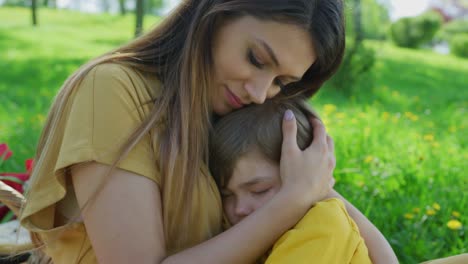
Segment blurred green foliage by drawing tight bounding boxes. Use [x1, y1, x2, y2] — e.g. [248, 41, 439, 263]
[345, 0, 391, 40]
[333, 0, 381, 94]
[436, 19, 468, 42]
[330, 41, 376, 95]
[450, 33, 468, 58]
[390, 11, 444, 48]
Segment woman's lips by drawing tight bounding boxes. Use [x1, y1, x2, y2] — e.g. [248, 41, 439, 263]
[225, 86, 244, 109]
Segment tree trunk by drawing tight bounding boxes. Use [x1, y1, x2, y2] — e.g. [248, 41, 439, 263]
[32, 0, 38, 26]
[119, 0, 126, 15]
[135, 0, 144, 37]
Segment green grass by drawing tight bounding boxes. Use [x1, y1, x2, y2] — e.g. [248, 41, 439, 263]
[1, 7, 466, 263]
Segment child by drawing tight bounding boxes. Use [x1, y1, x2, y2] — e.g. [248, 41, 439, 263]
[210, 98, 372, 263]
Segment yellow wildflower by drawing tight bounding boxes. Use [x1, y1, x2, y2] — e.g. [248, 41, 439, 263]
[357, 181, 365, 188]
[432, 142, 440, 148]
[449, 126, 457, 133]
[413, 208, 421, 213]
[423, 134, 434, 142]
[391, 116, 399, 123]
[404, 213, 414, 220]
[37, 114, 45, 124]
[336, 112, 346, 119]
[410, 115, 419, 121]
[364, 155, 373, 164]
[426, 209, 436, 216]
[433, 203, 441, 211]
[452, 211, 460, 218]
[392, 91, 400, 97]
[381, 112, 390, 121]
[364, 127, 371, 137]
[322, 117, 330, 127]
[447, 220, 462, 230]
[323, 104, 337, 114]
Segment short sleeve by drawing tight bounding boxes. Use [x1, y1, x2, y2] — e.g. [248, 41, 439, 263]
[265, 198, 371, 264]
[56, 63, 160, 185]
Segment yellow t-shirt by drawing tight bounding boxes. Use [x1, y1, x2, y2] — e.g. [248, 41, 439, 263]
[19, 63, 223, 263]
[265, 198, 371, 264]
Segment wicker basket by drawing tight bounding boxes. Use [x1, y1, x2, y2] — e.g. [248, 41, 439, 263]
[0, 181, 49, 264]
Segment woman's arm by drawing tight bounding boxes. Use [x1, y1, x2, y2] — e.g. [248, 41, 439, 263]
[72, 112, 335, 264]
[330, 190, 399, 264]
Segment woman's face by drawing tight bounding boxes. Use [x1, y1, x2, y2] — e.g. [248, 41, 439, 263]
[211, 16, 316, 116]
[222, 150, 282, 225]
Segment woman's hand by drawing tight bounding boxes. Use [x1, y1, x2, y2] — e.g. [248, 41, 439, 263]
[279, 110, 336, 207]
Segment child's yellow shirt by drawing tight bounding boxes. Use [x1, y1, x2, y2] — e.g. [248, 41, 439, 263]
[266, 198, 371, 264]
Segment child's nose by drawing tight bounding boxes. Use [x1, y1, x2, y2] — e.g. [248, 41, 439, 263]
[235, 201, 254, 218]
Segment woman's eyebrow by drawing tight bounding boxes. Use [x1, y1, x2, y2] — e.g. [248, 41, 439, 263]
[255, 38, 301, 82]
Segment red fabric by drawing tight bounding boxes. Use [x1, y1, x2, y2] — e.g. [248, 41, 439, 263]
[0, 144, 33, 222]
[0, 143, 12, 160]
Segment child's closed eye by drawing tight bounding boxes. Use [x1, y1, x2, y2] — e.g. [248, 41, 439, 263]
[252, 188, 271, 196]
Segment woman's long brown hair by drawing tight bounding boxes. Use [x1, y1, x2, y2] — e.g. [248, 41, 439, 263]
[24, 0, 345, 253]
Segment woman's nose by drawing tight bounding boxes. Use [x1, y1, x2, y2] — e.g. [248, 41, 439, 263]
[244, 75, 277, 104]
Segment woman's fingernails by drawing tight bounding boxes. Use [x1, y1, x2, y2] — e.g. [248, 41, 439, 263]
[284, 110, 294, 121]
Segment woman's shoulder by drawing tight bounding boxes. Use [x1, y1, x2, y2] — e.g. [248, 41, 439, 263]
[80, 62, 160, 101]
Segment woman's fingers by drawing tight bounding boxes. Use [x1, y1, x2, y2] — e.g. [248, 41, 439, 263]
[307, 117, 327, 152]
[281, 110, 299, 155]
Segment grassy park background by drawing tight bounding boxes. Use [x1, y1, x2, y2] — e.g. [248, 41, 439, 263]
[0, 5, 466, 263]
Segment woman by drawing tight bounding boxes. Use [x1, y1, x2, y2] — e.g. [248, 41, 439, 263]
[19, 0, 394, 263]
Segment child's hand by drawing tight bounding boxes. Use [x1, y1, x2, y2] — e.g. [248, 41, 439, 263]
[279, 110, 335, 207]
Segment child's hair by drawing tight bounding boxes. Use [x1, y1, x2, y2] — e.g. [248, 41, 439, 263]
[209, 98, 317, 188]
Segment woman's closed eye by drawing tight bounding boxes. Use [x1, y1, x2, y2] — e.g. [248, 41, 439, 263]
[248, 48, 265, 69]
[248, 49, 286, 91]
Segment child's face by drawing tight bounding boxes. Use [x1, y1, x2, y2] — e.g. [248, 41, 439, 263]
[221, 150, 282, 225]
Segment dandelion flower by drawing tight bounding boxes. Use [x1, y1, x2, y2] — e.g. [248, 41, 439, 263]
[404, 112, 419, 121]
[336, 112, 346, 119]
[426, 209, 436, 216]
[364, 155, 373, 164]
[423, 134, 434, 142]
[404, 213, 414, 220]
[323, 104, 337, 114]
[433, 203, 441, 211]
[381, 112, 390, 121]
[452, 211, 460, 218]
[413, 208, 421, 213]
[364, 127, 371, 137]
[447, 220, 462, 230]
